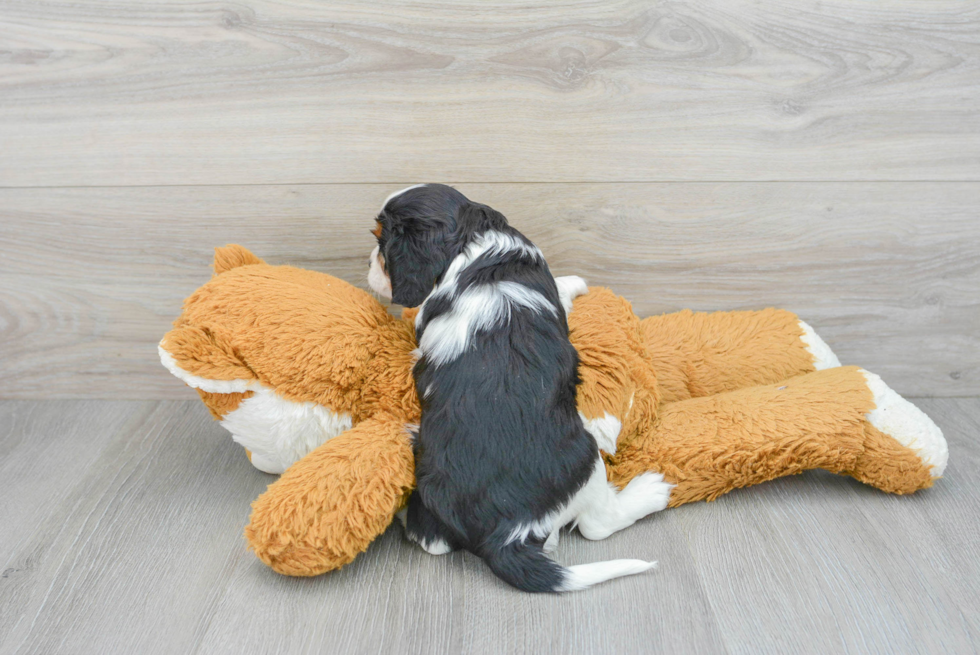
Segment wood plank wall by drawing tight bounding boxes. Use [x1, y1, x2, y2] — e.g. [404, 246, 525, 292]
[1, 0, 978, 398]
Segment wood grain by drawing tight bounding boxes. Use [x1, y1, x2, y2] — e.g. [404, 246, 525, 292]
[0, 401, 154, 570]
[1, 398, 977, 654]
[1, 1, 976, 651]
[0, 401, 270, 655]
[1, 0, 978, 186]
[675, 396, 980, 654]
[1, 182, 977, 399]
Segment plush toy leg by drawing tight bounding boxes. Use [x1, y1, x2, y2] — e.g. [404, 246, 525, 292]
[607, 366, 945, 507]
[639, 308, 836, 403]
[566, 287, 662, 452]
[856, 369, 947, 486]
[244, 414, 415, 576]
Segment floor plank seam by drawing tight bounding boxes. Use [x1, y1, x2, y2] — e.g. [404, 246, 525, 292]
[3, 180, 980, 191]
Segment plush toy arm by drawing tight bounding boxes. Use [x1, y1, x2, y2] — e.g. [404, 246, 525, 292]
[245, 413, 415, 576]
[639, 308, 834, 403]
[607, 366, 946, 506]
[566, 287, 661, 455]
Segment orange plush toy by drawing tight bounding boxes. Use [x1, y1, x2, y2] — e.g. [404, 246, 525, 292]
[160, 245, 948, 577]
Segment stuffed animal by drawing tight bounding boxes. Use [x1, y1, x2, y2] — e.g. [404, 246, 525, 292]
[159, 245, 948, 577]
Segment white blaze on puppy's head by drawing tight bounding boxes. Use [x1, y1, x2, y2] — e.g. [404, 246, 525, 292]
[382, 184, 426, 209]
[367, 245, 392, 299]
[368, 185, 428, 300]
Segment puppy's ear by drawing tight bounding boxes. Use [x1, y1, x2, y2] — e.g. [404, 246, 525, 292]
[385, 224, 451, 308]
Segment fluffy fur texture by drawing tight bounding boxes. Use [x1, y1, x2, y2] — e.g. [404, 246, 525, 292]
[376, 185, 657, 592]
[162, 342, 353, 473]
[159, 245, 947, 580]
[219, 387, 353, 474]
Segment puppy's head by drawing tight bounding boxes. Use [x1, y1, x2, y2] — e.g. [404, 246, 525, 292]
[369, 184, 475, 307]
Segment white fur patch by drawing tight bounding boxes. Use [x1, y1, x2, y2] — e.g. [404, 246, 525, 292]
[579, 411, 621, 455]
[418, 537, 453, 556]
[464, 230, 542, 264]
[158, 344, 263, 394]
[161, 342, 353, 473]
[220, 386, 353, 474]
[367, 245, 392, 299]
[798, 320, 841, 370]
[571, 468, 673, 541]
[416, 231, 543, 329]
[505, 458, 670, 590]
[861, 369, 948, 478]
[559, 560, 658, 592]
[382, 184, 427, 209]
[418, 281, 556, 366]
[555, 275, 588, 315]
[505, 515, 556, 547]
[551, 459, 668, 591]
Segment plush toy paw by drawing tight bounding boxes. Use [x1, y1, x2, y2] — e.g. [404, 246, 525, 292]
[798, 320, 842, 370]
[555, 275, 588, 315]
[861, 370, 948, 478]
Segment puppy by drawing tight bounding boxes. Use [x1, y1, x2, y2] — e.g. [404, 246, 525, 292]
[369, 184, 670, 592]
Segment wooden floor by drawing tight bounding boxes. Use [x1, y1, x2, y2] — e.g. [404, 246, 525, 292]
[0, 397, 977, 654]
[2, 0, 978, 653]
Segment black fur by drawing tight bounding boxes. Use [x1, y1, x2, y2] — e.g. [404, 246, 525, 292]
[377, 185, 598, 593]
[376, 185, 470, 307]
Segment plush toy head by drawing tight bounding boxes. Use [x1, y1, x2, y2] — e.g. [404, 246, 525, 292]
[160, 244, 421, 473]
[160, 245, 947, 577]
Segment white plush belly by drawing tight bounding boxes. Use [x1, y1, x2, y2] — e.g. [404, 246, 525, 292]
[160, 344, 352, 473]
[220, 387, 352, 474]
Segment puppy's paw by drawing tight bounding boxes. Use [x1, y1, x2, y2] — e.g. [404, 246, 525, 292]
[619, 472, 673, 517]
[543, 530, 560, 554]
[419, 538, 454, 556]
[403, 528, 454, 556]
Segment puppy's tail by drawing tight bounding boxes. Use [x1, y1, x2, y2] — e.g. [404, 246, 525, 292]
[480, 541, 656, 593]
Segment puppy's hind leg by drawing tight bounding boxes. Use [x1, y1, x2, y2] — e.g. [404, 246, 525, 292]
[402, 492, 458, 556]
[573, 460, 673, 541]
[543, 528, 560, 554]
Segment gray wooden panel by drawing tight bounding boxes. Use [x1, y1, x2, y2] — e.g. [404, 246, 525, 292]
[679, 396, 980, 654]
[1, 0, 978, 186]
[0, 401, 270, 655]
[2, 182, 977, 399]
[0, 401, 153, 573]
[195, 516, 726, 655]
[1, 398, 977, 654]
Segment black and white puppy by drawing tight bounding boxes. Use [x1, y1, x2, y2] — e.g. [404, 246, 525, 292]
[369, 184, 669, 593]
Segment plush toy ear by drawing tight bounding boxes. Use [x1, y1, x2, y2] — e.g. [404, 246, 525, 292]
[213, 244, 264, 276]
